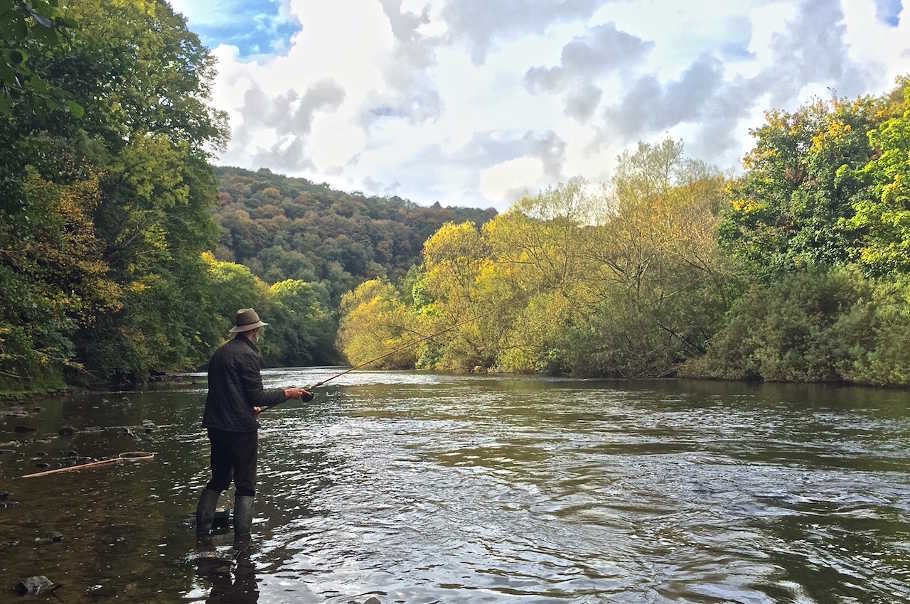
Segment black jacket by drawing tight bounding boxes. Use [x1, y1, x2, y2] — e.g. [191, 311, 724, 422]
[202, 336, 286, 432]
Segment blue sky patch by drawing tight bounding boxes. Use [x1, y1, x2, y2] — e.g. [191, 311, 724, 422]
[875, 0, 903, 26]
[174, 0, 300, 56]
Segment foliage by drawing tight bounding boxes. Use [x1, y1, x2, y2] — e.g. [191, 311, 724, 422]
[338, 142, 733, 378]
[684, 270, 910, 385]
[213, 166, 497, 303]
[336, 278, 415, 369]
[849, 78, 910, 276]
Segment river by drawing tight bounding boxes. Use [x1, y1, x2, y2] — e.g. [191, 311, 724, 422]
[1, 369, 908, 603]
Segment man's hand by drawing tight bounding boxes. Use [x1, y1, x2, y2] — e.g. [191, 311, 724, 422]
[284, 387, 314, 401]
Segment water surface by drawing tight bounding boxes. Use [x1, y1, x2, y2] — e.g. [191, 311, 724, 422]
[1, 370, 908, 602]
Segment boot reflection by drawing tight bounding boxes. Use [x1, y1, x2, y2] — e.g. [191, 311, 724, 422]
[195, 547, 259, 603]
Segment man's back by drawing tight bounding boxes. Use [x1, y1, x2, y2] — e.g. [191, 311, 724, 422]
[203, 337, 262, 432]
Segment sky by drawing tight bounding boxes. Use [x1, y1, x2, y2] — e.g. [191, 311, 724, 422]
[169, 0, 910, 211]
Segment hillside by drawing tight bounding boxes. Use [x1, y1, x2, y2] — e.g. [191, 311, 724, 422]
[213, 166, 497, 301]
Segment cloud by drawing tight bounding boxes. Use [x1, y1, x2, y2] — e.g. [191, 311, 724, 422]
[524, 22, 652, 121]
[564, 83, 603, 121]
[440, 0, 603, 64]
[233, 79, 345, 173]
[367, 0, 443, 124]
[604, 53, 724, 139]
[525, 22, 653, 93]
[182, 0, 910, 210]
[600, 0, 877, 159]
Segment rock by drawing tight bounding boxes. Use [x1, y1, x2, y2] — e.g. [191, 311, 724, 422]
[363, 598, 382, 604]
[13, 576, 57, 596]
[35, 531, 65, 545]
[33, 462, 50, 469]
[13, 425, 35, 433]
[58, 426, 76, 437]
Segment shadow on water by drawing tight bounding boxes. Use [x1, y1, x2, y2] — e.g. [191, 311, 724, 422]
[1, 371, 909, 602]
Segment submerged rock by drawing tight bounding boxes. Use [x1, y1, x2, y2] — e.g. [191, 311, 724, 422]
[58, 426, 76, 437]
[35, 531, 64, 545]
[13, 576, 57, 596]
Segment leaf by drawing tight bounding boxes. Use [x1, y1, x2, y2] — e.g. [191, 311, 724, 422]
[67, 100, 84, 118]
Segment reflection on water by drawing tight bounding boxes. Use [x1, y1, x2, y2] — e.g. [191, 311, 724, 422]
[1, 369, 909, 603]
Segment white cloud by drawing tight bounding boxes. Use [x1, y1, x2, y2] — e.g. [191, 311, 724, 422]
[172, 0, 910, 209]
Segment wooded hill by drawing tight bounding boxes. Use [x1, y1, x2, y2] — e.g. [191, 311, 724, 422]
[213, 167, 496, 302]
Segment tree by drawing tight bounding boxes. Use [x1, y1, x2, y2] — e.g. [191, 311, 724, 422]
[849, 78, 910, 276]
[718, 96, 881, 277]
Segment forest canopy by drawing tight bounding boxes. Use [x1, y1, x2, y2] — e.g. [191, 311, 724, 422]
[339, 79, 910, 386]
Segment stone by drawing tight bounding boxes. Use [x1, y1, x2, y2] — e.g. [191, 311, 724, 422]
[13, 576, 56, 596]
[363, 598, 382, 604]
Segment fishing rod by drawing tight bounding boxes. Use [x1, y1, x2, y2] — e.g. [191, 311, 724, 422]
[260, 302, 507, 411]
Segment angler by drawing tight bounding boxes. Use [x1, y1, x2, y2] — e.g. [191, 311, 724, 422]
[195, 308, 312, 545]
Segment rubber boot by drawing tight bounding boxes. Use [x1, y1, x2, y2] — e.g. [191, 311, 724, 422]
[195, 488, 221, 539]
[233, 495, 255, 545]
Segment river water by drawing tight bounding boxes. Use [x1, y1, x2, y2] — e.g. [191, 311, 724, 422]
[1, 369, 909, 603]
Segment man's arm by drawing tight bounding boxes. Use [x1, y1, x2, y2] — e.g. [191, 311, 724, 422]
[238, 353, 287, 407]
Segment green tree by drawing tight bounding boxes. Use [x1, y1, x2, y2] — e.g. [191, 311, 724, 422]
[718, 96, 880, 277]
[849, 78, 910, 276]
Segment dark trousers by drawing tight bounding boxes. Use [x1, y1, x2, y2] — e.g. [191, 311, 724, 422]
[205, 428, 258, 497]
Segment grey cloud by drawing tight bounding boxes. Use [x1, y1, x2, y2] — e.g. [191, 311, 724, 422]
[374, 129, 568, 208]
[365, 0, 443, 125]
[605, 54, 724, 139]
[762, 0, 870, 105]
[451, 130, 567, 180]
[235, 79, 345, 174]
[600, 0, 874, 158]
[441, 0, 603, 64]
[565, 83, 603, 121]
[525, 22, 651, 121]
[240, 79, 345, 136]
[250, 136, 314, 175]
[363, 175, 401, 195]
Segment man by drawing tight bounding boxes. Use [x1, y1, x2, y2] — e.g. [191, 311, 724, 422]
[195, 308, 312, 544]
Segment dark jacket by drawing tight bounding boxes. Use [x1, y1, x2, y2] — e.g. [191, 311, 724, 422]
[203, 336, 286, 432]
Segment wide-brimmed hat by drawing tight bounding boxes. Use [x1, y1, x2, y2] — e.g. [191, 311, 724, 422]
[229, 308, 269, 333]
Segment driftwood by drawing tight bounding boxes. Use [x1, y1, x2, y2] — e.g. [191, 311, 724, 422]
[22, 451, 154, 479]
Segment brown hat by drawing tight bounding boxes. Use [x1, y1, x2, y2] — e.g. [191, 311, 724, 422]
[229, 308, 269, 333]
